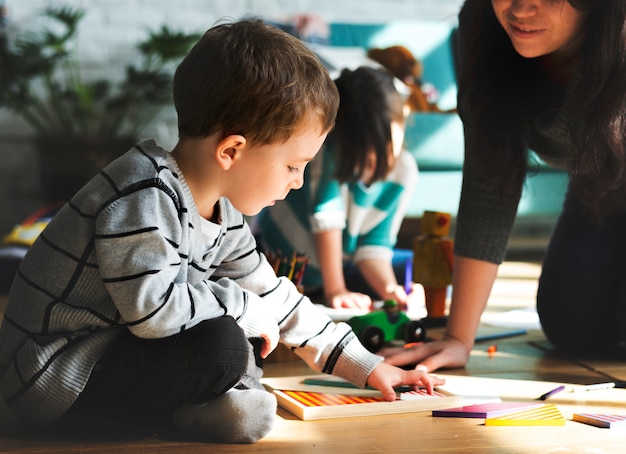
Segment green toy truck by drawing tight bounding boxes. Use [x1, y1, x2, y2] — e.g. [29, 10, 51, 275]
[348, 300, 426, 352]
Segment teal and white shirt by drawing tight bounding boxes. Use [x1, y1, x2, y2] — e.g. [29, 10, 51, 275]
[257, 145, 418, 289]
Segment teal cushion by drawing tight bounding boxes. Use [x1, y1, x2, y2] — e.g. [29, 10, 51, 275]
[406, 170, 462, 217]
[403, 112, 464, 170]
[329, 21, 457, 109]
[405, 167, 567, 218]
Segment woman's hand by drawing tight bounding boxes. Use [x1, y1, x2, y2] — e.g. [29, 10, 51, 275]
[326, 290, 373, 309]
[380, 256, 498, 372]
[366, 361, 445, 401]
[380, 334, 471, 373]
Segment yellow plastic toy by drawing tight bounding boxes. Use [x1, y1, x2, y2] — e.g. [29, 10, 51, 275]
[412, 211, 453, 325]
[1, 204, 61, 247]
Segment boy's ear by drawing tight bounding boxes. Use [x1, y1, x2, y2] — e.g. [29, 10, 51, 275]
[215, 134, 247, 170]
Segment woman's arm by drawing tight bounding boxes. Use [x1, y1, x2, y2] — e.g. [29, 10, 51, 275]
[444, 255, 498, 348]
[315, 229, 372, 309]
[382, 255, 498, 371]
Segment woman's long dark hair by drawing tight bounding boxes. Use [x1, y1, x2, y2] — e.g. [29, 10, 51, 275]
[457, 0, 626, 219]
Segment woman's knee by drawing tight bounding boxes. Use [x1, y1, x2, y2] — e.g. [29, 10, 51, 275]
[537, 284, 624, 355]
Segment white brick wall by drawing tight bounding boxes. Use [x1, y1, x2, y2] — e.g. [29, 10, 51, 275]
[0, 0, 464, 233]
[8, 1, 463, 27]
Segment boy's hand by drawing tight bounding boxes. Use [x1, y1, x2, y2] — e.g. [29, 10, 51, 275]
[238, 291, 280, 358]
[366, 362, 445, 401]
[259, 329, 279, 358]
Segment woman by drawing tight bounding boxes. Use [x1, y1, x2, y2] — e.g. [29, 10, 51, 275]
[386, 0, 626, 371]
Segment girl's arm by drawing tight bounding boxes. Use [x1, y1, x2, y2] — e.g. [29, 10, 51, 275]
[352, 151, 419, 307]
[356, 257, 415, 308]
[315, 229, 372, 309]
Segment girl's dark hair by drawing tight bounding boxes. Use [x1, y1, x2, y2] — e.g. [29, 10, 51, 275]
[173, 19, 339, 145]
[457, 0, 626, 219]
[329, 66, 407, 183]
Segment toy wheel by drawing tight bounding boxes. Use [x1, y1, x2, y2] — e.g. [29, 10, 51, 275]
[359, 326, 385, 352]
[404, 320, 426, 344]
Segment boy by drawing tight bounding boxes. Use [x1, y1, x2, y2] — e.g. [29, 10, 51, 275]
[0, 20, 442, 443]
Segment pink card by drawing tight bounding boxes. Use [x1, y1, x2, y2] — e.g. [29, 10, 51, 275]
[573, 413, 626, 429]
[433, 401, 544, 419]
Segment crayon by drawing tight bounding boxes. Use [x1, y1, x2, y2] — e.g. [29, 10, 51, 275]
[536, 385, 565, 401]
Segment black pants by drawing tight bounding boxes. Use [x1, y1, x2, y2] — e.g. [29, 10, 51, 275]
[56, 316, 260, 428]
[537, 187, 626, 357]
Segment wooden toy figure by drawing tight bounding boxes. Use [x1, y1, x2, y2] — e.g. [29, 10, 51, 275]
[412, 211, 453, 326]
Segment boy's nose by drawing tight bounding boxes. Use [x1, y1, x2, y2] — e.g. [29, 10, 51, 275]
[290, 174, 304, 190]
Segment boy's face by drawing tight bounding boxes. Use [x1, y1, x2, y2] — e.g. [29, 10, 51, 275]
[227, 115, 328, 216]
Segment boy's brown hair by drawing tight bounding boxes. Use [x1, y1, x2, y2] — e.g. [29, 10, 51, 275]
[173, 19, 339, 145]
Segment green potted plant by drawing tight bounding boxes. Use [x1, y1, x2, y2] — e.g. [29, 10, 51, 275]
[0, 6, 201, 201]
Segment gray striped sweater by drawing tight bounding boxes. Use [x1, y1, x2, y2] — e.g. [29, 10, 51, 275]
[0, 140, 382, 426]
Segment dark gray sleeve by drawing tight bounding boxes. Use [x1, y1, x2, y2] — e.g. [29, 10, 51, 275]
[453, 125, 522, 264]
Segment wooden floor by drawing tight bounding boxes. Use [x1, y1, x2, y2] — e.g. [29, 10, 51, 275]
[2, 261, 626, 453]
